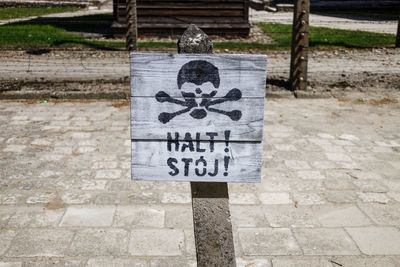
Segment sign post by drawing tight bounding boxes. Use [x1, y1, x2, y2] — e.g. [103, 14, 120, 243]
[289, 0, 309, 91]
[130, 25, 267, 266]
[181, 25, 236, 266]
[396, 12, 400, 48]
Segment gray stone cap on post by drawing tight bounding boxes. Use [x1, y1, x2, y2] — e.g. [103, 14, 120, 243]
[178, 24, 213, 54]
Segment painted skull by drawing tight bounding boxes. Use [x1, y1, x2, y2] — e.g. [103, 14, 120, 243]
[177, 60, 220, 119]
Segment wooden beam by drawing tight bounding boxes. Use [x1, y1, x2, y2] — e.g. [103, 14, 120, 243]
[289, 0, 309, 92]
[126, 0, 138, 51]
[396, 12, 400, 48]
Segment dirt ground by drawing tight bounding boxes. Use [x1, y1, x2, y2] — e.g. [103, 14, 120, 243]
[0, 47, 399, 100]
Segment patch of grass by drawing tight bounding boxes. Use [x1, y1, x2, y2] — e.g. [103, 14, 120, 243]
[258, 22, 396, 49]
[0, 18, 396, 50]
[314, 8, 399, 21]
[0, 24, 82, 46]
[0, 7, 82, 20]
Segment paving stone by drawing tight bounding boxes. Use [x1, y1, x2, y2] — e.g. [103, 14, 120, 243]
[258, 177, 291, 192]
[76, 146, 97, 153]
[38, 170, 64, 178]
[0, 208, 13, 228]
[259, 192, 292, 205]
[274, 144, 297, 151]
[296, 170, 325, 180]
[292, 193, 325, 205]
[263, 205, 320, 228]
[388, 192, 400, 202]
[69, 229, 129, 256]
[293, 228, 360, 255]
[358, 204, 400, 225]
[129, 229, 185, 256]
[0, 193, 24, 205]
[86, 258, 148, 267]
[333, 139, 354, 146]
[59, 206, 115, 227]
[183, 229, 195, 256]
[348, 170, 383, 180]
[357, 192, 390, 204]
[346, 227, 400, 255]
[149, 258, 196, 267]
[284, 160, 311, 170]
[238, 228, 301, 255]
[236, 258, 271, 267]
[95, 170, 122, 179]
[92, 161, 119, 169]
[339, 134, 360, 141]
[325, 152, 352, 162]
[353, 180, 388, 192]
[323, 191, 358, 203]
[230, 193, 260, 204]
[272, 257, 332, 267]
[293, 180, 325, 191]
[70, 132, 91, 139]
[328, 256, 400, 267]
[228, 183, 258, 193]
[382, 180, 400, 191]
[93, 192, 123, 205]
[124, 191, 161, 204]
[161, 192, 191, 204]
[165, 205, 193, 229]
[311, 161, 338, 169]
[26, 192, 57, 204]
[0, 230, 17, 256]
[6, 229, 74, 257]
[364, 161, 399, 179]
[317, 133, 335, 139]
[53, 146, 72, 154]
[0, 262, 22, 267]
[74, 179, 108, 190]
[6, 207, 64, 228]
[230, 205, 267, 228]
[312, 205, 372, 227]
[389, 161, 400, 170]
[114, 205, 165, 228]
[31, 139, 52, 146]
[61, 192, 93, 204]
[323, 178, 357, 193]
[22, 259, 85, 267]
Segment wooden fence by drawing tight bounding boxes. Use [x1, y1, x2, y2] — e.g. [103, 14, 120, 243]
[112, 0, 250, 37]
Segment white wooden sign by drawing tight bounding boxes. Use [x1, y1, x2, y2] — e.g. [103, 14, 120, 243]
[130, 53, 267, 182]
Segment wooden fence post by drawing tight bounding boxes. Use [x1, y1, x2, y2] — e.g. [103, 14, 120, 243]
[396, 12, 400, 48]
[178, 24, 236, 267]
[289, 0, 309, 91]
[126, 0, 138, 51]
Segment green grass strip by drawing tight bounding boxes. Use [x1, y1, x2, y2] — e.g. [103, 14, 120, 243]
[258, 22, 396, 49]
[0, 7, 82, 20]
[0, 21, 396, 50]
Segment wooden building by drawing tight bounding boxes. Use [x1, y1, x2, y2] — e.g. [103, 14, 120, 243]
[112, 0, 250, 37]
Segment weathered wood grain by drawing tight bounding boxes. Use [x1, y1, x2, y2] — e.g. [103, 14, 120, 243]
[130, 52, 266, 183]
[130, 97, 264, 141]
[130, 53, 267, 98]
[131, 140, 262, 182]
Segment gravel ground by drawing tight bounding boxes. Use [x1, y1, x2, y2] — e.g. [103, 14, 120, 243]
[0, 48, 398, 100]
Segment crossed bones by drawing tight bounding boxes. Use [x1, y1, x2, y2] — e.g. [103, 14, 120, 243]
[156, 88, 243, 124]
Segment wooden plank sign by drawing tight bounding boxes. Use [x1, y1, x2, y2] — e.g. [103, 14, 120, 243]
[130, 53, 267, 182]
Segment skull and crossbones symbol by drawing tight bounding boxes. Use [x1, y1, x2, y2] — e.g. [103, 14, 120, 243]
[156, 60, 243, 124]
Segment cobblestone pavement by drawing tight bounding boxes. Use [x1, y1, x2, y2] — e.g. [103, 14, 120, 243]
[1, 98, 400, 266]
